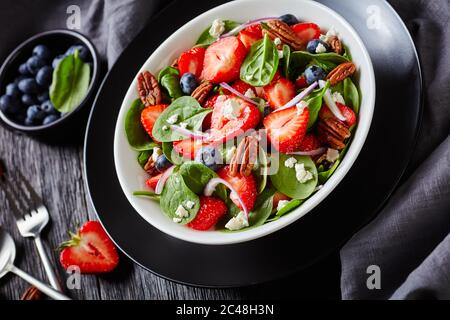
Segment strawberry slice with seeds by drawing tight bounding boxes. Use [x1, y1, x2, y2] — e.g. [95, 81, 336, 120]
[173, 139, 204, 160]
[141, 104, 169, 142]
[146, 173, 162, 191]
[238, 24, 263, 50]
[208, 95, 260, 144]
[263, 77, 296, 109]
[263, 106, 310, 153]
[202, 95, 220, 130]
[291, 23, 321, 46]
[201, 37, 247, 84]
[295, 75, 308, 89]
[59, 221, 119, 274]
[224, 79, 257, 96]
[298, 133, 322, 152]
[218, 166, 257, 212]
[178, 47, 206, 78]
[187, 196, 228, 231]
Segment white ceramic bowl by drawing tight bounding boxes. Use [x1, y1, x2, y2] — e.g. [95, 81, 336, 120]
[114, 0, 375, 245]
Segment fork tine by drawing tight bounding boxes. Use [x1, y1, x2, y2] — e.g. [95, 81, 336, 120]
[17, 170, 43, 210]
[0, 177, 26, 220]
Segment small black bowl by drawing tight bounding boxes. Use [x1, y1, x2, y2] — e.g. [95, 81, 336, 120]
[0, 29, 101, 144]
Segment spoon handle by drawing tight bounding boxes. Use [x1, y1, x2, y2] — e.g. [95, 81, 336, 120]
[9, 265, 71, 300]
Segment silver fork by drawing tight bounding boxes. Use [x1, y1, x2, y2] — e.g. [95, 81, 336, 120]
[0, 167, 63, 292]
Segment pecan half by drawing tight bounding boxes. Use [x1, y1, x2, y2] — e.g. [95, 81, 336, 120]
[230, 136, 259, 177]
[191, 80, 213, 105]
[263, 20, 303, 51]
[21, 286, 43, 300]
[326, 62, 356, 86]
[144, 155, 158, 176]
[317, 117, 351, 150]
[328, 36, 343, 55]
[137, 71, 162, 107]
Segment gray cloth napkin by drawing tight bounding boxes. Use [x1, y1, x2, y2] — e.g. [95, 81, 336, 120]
[0, 0, 448, 300]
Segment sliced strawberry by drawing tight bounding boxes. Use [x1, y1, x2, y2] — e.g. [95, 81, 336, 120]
[298, 133, 322, 151]
[319, 103, 356, 127]
[202, 95, 220, 130]
[295, 75, 308, 89]
[201, 37, 247, 83]
[173, 139, 204, 160]
[141, 104, 169, 142]
[291, 23, 321, 46]
[209, 95, 260, 144]
[187, 196, 228, 231]
[146, 173, 162, 190]
[218, 166, 257, 211]
[59, 221, 119, 274]
[263, 106, 310, 153]
[178, 47, 206, 78]
[238, 24, 263, 50]
[272, 191, 291, 210]
[263, 77, 296, 109]
[224, 79, 257, 96]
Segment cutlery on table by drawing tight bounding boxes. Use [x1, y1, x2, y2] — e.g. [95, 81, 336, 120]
[0, 227, 70, 300]
[0, 166, 63, 291]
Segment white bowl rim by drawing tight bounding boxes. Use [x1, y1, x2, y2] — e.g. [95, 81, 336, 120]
[113, 0, 376, 245]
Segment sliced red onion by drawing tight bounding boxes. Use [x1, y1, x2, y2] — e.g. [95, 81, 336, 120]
[319, 80, 346, 121]
[287, 147, 327, 157]
[219, 82, 259, 106]
[170, 125, 208, 140]
[273, 81, 319, 113]
[204, 177, 248, 218]
[155, 165, 175, 195]
[220, 17, 280, 38]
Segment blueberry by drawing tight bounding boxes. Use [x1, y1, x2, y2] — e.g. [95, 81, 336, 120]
[24, 117, 34, 126]
[18, 78, 39, 94]
[304, 65, 327, 85]
[6, 83, 20, 98]
[19, 63, 30, 75]
[14, 75, 27, 85]
[195, 146, 220, 171]
[36, 66, 53, 87]
[32, 44, 52, 61]
[279, 14, 299, 26]
[37, 91, 49, 103]
[155, 155, 171, 172]
[306, 39, 330, 54]
[180, 73, 199, 95]
[42, 114, 60, 125]
[65, 45, 90, 61]
[263, 106, 272, 117]
[21, 94, 38, 106]
[52, 54, 65, 68]
[0, 95, 21, 114]
[40, 100, 58, 114]
[26, 105, 46, 121]
[26, 56, 46, 75]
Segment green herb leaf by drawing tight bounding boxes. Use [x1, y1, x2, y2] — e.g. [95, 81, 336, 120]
[248, 187, 275, 227]
[306, 80, 330, 129]
[125, 99, 159, 151]
[152, 96, 212, 142]
[281, 44, 292, 79]
[318, 160, 340, 184]
[240, 34, 279, 86]
[137, 150, 153, 168]
[196, 20, 241, 46]
[289, 51, 349, 78]
[343, 78, 360, 114]
[276, 199, 303, 217]
[50, 50, 90, 113]
[133, 191, 160, 201]
[158, 67, 183, 100]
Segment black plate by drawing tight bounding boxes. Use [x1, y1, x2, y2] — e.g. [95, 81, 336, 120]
[84, 0, 422, 287]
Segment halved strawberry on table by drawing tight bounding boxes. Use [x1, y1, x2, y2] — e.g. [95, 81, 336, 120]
[201, 36, 247, 84]
[141, 104, 169, 142]
[238, 24, 263, 50]
[59, 221, 119, 274]
[263, 77, 296, 109]
[319, 103, 357, 127]
[178, 47, 206, 78]
[173, 139, 204, 160]
[208, 95, 260, 144]
[218, 166, 257, 212]
[263, 106, 310, 153]
[291, 23, 321, 47]
[187, 196, 228, 231]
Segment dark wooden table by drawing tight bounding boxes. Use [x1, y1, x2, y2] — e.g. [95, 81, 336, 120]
[0, 125, 341, 299]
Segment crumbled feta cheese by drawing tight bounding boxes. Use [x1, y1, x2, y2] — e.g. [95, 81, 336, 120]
[225, 211, 249, 231]
[284, 157, 298, 168]
[274, 37, 282, 46]
[277, 200, 290, 211]
[209, 19, 225, 38]
[315, 43, 327, 54]
[175, 204, 189, 218]
[226, 146, 237, 163]
[179, 122, 188, 129]
[167, 114, 179, 124]
[296, 100, 308, 115]
[152, 147, 162, 162]
[295, 163, 313, 183]
[320, 26, 338, 43]
[162, 125, 169, 131]
[326, 148, 340, 163]
[223, 98, 241, 120]
[332, 92, 346, 105]
[244, 89, 256, 99]
[173, 217, 182, 223]
[278, 50, 284, 59]
[184, 200, 195, 209]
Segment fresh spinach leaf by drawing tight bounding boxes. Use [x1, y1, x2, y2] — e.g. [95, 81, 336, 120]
[160, 172, 200, 224]
[254, 146, 268, 194]
[282, 44, 292, 79]
[310, 58, 337, 73]
[247, 186, 275, 227]
[162, 142, 186, 165]
[270, 153, 318, 199]
[289, 51, 349, 78]
[125, 99, 159, 151]
[344, 78, 360, 113]
[158, 67, 183, 100]
[152, 96, 212, 142]
[318, 160, 340, 184]
[240, 34, 279, 86]
[133, 191, 160, 201]
[276, 199, 303, 217]
[50, 50, 91, 113]
[331, 81, 344, 94]
[343, 45, 352, 60]
[306, 81, 330, 129]
[137, 150, 152, 168]
[196, 20, 241, 46]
